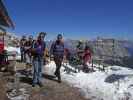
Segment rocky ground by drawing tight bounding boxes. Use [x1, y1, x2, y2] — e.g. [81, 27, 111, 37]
[0, 62, 89, 100]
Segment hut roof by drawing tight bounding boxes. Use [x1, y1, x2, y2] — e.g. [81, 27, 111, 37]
[0, 0, 14, 29]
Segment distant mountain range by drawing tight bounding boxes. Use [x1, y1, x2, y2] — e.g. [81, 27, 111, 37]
[128, 47, 133, 56]
[119, 40, 133, 56]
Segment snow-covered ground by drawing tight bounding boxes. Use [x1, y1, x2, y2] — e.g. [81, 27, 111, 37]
[45, 61, 133, 100]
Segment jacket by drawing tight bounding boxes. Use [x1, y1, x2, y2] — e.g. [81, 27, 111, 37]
[50, 40, 64, 58]
[32, 40, 46, 57]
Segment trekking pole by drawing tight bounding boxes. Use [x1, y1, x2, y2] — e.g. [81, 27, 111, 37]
[91, 58, 93, 71]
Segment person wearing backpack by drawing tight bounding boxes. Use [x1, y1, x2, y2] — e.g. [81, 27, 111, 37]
[50, 34, 64, 83]
[32, 32, 46, 87]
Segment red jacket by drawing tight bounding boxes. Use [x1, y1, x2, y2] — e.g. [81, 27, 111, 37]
[0, 40, 4, 54]
[83, 49, 91, 63]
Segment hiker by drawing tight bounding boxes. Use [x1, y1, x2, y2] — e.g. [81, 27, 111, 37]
[82, 45, 92, 72]
[20, 35, 27, 62]
[50, 34, 64, 83]
[24, 35, 33, 73]
[32, 32, 46, 87]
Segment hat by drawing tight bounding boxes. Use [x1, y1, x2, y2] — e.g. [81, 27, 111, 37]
[29, 35, 33, 39]
[39, 32, 47, 36]
[57, 34, 63, 39]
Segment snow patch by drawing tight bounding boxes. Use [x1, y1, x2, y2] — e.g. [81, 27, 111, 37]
[45, 62, 133, 100]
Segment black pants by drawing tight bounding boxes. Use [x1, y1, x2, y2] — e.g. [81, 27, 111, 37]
[54, 56, 63, 81]
[20, 48, 26, 62]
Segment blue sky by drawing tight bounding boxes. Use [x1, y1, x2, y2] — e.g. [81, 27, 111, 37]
[4, 0, 133, 40]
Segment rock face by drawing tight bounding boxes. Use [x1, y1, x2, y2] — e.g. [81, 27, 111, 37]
[90, 38, 130, 61]
[120, 40, 133, 56]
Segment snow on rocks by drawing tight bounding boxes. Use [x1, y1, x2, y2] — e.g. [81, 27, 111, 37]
[45, 62, 133, 100]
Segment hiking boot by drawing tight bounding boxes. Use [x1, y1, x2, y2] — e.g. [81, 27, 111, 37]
[38, 82, 43, 87]
[58, 79, 62, 83]
[57, 76, 61, 83]
[54, 72, 58, 77]
[32, 84, 35, 87]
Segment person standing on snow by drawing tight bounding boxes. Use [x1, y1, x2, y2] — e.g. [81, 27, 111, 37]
[50, 34, 64, 83]
[32, 32, 46, 87]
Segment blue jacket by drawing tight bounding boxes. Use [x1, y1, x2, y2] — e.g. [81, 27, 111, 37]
[50, 41, 64, 57]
